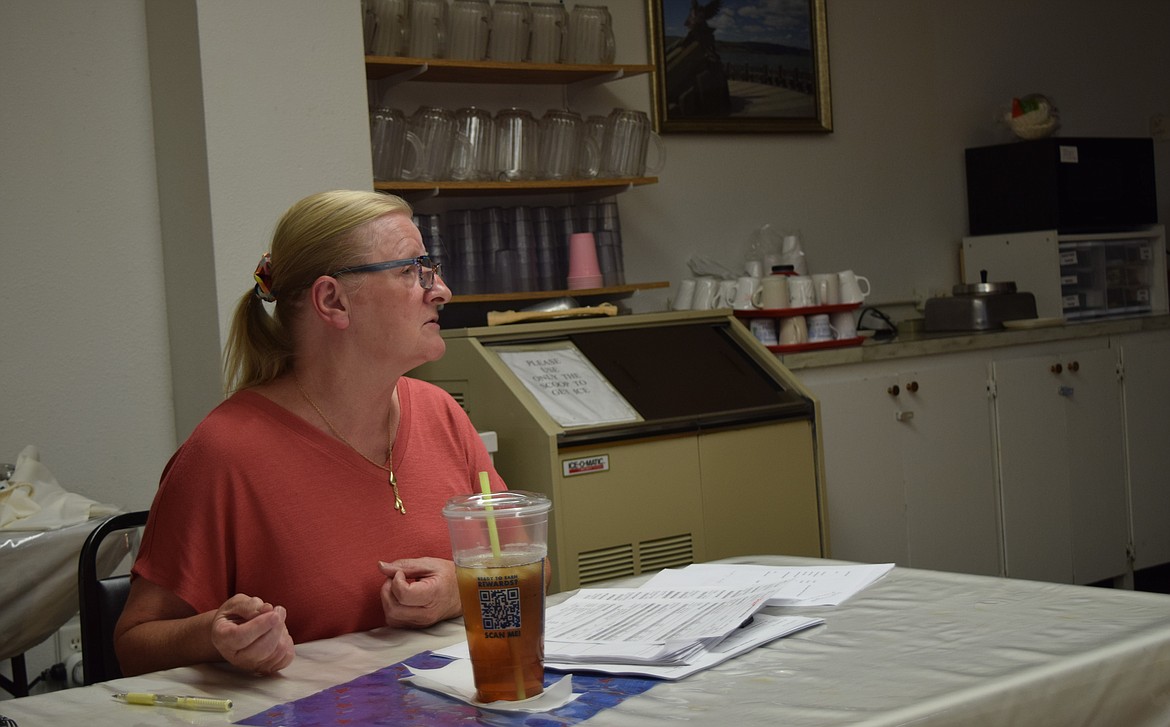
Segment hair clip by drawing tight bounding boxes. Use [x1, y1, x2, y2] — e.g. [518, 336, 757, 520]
[253, 252, 276, 302]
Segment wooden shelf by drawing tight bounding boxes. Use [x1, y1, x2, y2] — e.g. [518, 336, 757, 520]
[374, 176, 658, 198]
[449, 281, 667, 305]
[365, 56, 655, 84]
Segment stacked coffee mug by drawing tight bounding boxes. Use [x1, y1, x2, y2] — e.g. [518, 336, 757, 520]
[370, 105, 663, 182]
[680, 266, 873, 347]
[362, 0, 614, 65]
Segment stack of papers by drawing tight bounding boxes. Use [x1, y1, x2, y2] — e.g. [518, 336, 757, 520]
[435, 562, 893, 681]
[643, 562, 894, 607]
[543, 582, 810, 671]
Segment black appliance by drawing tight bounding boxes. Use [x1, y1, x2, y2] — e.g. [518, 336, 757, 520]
[965, 137, 1157, 235]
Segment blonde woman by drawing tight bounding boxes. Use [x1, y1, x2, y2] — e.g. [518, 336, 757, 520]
[115, 191, 505, 676]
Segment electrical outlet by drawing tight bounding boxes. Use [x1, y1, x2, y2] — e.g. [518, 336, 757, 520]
[56, 617, 83, 662]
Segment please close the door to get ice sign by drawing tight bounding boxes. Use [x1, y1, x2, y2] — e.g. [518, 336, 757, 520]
[496, 345, 640, 428]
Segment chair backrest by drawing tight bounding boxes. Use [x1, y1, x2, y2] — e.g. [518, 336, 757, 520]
[77, 510, 148, 685]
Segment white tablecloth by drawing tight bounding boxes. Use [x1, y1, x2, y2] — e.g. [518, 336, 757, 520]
[0, 519, 130, 662]
[3, 555, 1169, 726]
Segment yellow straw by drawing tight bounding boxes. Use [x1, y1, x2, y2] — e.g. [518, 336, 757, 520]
[479, 471, 502, 559]
[479, 472, 527, 700]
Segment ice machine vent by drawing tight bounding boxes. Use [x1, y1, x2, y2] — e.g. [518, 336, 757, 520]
[576, 534, 696, 586]
[639, 533, 694, 572]
[578, 543, 635, 585]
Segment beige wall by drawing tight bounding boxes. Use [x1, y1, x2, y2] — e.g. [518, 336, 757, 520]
[2, 0, 1168, 517]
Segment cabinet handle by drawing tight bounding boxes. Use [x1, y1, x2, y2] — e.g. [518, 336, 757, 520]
[1050, 363, 1063, 374]
[1068, 360, 1080, 372]
[887, 385, 900, 396]
[906, 381, 919, 393]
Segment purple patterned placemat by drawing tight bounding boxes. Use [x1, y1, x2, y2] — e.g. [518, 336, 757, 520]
[236, 652, 659, 727]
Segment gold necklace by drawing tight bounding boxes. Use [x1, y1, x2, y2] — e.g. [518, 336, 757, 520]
[294, 374, 405, 515]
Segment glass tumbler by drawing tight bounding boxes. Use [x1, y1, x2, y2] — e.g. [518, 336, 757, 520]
[494, 108, 541, 181]
[528, 2, 567, 63]
[565, 4, 615, 65]
[370, 106, 423, 180]
[365, 0, 410, 56]
[408, 105, 460, 181]
[408, 0, 447, 58]
[598, 108, 666, 178]
[488, 0, 531, 63]
[538, 109, 586, 180]
[447, 0, 491, 61]
[449, 106, 496, 181]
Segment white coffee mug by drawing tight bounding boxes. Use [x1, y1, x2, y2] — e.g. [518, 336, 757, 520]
[807, 313, 837, 342]
[744, 259, 765, 278]
[691, 276, 719, 310]
[750, 318, 778, 345]
[778, 316, 808, 345]
[759, 275, 789, 309]
[715, 279, 737, 309]
[812, 273, 841, 306]
[839, 270, 872, 304]
[788, 275, 816, 308]
[831, 310, 858, 339]
[732, 276, 761, 309]
[672, 278, 696, 310]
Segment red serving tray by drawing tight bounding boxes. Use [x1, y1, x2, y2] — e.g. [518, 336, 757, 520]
[733, 302, 861, 318]
[766, 336, 867, 353]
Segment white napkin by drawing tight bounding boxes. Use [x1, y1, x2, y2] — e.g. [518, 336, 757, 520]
[0, 445, 119, 530]
[401, 659, 579, 713]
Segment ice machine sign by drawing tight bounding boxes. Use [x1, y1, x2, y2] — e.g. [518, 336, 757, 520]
[495, 344, 640, 428]
[562, 455, 610, 477]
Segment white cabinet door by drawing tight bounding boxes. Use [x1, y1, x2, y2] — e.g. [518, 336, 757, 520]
[1118, 332, 1170, 570]
[993, 346, 1127, 584]
[897, 362, 1000, 576]
[804, 371, 909, 565]
[801, 357, 999, 575]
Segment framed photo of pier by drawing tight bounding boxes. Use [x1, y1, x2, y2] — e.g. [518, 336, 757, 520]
[646, 0, 832, 133]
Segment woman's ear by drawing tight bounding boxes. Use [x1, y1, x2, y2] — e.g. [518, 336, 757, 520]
[307, 275, 352, 330]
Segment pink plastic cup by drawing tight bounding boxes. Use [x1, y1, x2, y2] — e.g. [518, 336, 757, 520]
[566, 232, 603, 289]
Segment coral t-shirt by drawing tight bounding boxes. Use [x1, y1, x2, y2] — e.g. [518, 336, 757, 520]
[132, 377, 505, 643]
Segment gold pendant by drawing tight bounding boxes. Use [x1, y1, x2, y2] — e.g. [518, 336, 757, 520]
[389, 470, 406, 515]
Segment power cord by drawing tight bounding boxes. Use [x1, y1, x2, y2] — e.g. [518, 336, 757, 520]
[858, 307, 899, 341]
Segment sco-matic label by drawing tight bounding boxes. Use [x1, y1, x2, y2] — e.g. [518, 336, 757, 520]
[562, 455, 609, 477]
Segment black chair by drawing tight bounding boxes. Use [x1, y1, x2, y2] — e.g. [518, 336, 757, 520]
[77, 510, 148, 685]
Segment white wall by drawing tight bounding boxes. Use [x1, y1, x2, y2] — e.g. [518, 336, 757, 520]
[1, 1, 174, 512]
[618, 1, 1170, 313]
[1, 0, 371, 517]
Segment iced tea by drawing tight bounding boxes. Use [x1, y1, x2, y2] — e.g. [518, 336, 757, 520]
[456, 550, 546, 702]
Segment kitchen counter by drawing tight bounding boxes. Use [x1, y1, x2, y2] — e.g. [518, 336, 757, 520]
[777, 314, 1170, 371]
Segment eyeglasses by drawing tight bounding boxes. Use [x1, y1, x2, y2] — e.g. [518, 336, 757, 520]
[331, 255, 443, 290]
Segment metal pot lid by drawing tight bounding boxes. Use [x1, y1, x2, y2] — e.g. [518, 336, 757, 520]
[953, 280, 1017, 295]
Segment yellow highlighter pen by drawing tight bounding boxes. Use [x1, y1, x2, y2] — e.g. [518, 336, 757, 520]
[113, 692, 233, 712]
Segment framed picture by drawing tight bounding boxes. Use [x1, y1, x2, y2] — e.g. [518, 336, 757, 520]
[646, 0, 832, 133]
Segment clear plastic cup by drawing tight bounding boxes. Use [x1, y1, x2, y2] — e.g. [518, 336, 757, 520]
[443, 490, 551, 703]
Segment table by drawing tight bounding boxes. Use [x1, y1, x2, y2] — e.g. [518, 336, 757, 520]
[0, 519, 130, 696]
[2, 555, 1169, 726]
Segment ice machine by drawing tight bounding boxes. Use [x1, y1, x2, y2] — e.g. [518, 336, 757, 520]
[411, 310, 828, 592]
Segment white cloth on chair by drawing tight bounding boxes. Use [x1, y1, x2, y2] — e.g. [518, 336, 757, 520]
[0, 445, 118, 531]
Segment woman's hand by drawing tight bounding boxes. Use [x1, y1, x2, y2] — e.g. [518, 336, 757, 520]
[378, 557, 463, 628]
[211, 594, 296, 674]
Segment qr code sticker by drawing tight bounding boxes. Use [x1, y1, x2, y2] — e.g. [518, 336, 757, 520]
[479, 587, 522, 631]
